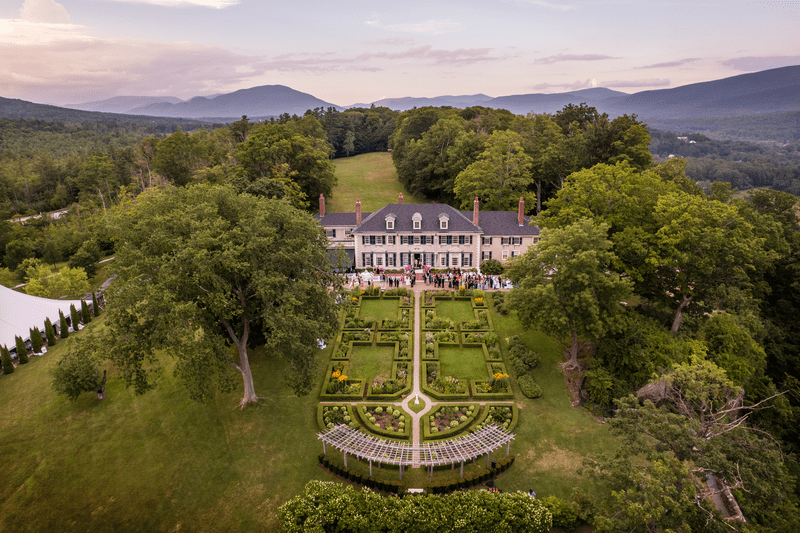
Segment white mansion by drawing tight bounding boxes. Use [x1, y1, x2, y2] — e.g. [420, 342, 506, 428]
[314, 194, 540, 270]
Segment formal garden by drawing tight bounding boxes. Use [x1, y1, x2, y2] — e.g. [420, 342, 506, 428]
[314, 285, 534, 496]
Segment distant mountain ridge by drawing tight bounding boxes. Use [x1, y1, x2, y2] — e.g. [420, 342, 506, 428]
[3, 65, 798, 141]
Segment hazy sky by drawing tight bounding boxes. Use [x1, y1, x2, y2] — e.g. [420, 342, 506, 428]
[1, 0, 798, 106]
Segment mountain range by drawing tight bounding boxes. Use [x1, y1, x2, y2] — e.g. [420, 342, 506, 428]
[2, 66, 798, 141]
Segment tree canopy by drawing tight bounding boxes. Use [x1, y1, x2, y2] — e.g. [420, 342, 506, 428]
[103, 184, 343, 406]
[507, 218, 632, 367]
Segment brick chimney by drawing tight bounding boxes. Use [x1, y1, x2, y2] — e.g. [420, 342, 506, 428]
[356, 199, 362, 226]
[473, 197, 479, 226]
[319, 194, 325, 217]
[518, 197, 524, 226]
[399, 193, 404, 204]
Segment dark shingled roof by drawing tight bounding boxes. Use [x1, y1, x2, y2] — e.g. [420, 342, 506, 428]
[313, 204, 540, 236]
[353, 204, 479, 234]
[314, 212, 371, 226]
[462, 211, 540, 236]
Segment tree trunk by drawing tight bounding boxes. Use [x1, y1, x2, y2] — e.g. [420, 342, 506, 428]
[536, 180, 542, 214]
[671, 295, 692, 334]
[236, 340, 259, 408]
[565, 330, 580, 368]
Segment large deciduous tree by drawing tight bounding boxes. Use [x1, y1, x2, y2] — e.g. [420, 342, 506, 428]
[105, 185, 343, 407]
[233, 123, 336, 212]
[454, 130, 535, 211]
[507, 219, 632, 368]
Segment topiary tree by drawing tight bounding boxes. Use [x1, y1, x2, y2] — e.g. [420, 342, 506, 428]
[50, 335, 102, 402]
[29, 327, 43, 353]
[1, 345, 14, 374]
[70, 304, 81, 331]
[91, 292, 100, 316]
[45, 317, 57, 345]
[59, 309, 69, 339]
[81, 300, 91, 324]
[15, 335, 29, 364]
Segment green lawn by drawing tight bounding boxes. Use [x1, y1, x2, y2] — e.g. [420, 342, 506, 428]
[329, 152, 429, 212]
[0, 316, 334, 533]
[0, 291, 619, 531]
[359, 299, 399, 321]
[436, 300, 474, 322]
[347, 345, 395, 379]
[487, 293, 619, 499]
[439, 346, 488, 380]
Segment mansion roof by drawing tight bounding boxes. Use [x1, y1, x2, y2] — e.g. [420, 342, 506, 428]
[315, 203, 540, 236]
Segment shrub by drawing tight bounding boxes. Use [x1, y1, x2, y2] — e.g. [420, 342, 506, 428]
[70, 304, 81, 330]
[518, 375, 542, 398]
[59, 310, 69, 339]
[81, 300, 91, 324]
[540, 495, 582, 530]
[1, 345, 14, 375]
[50, 348, 102, 401]
[15, 336, 29, 364]
[45, 317, 57, 346]
[29, 327, 43, 353]
[480, 258, 504, 275]
[91, 292, 100, 316]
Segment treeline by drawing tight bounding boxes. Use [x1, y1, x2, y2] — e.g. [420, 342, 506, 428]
[388, 104, 652, 210]
[1, 115, 340, 277]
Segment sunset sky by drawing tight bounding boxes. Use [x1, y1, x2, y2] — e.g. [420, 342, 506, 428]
[1, 0, 798, 107]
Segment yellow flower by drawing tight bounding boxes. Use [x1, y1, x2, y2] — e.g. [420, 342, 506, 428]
[338, 375, 348, 382]
[332, 370, 341, 378]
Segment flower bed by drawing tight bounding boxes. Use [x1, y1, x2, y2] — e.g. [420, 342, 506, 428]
[380, 307, 411, 330]
[471, 404, 519, 433]
[342, 316, 377, 330]
[421, 361, 469, 400]
[355, 404, 411, 439]
[319, 361, 366, 400]
[423, 404, 480, 440]
[367, 361, 412, 400]
[460, 309, 491, 331]
[317, 404, 359, 431]
[378, 331, 412, 360]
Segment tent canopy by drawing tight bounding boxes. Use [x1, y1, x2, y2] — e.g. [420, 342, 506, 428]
[0, 285, 85, 349]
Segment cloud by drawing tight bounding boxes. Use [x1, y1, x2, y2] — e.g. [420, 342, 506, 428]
[19, 0, 70, 24]
[635, 58, 700, 69]
[519, 0, 574, 11]
[602, 78, 671, 88]
[529, 78, 671, 91]
[534, 53, 617, 64]
[720, 55, 800, 71]
[365, 19, 461, 34]
[103, 0, 239, 7]
[529, 79, 599, 91]
[364, 37, 415, 46]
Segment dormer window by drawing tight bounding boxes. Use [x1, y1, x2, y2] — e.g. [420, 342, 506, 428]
[385, 213, 396, 230]
[438, 213, 449, 230]
[412, 212, 422, 230]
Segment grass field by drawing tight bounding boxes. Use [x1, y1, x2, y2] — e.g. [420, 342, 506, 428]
[347, 345, 395, 379]
[329, 152, 430, 212]
[359, 299, 399, 321]
[436, 300, 475, 322]
[439, 346, 489, 380]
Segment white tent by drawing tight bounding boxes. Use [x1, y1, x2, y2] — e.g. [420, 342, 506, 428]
[0, 285, 85, 349]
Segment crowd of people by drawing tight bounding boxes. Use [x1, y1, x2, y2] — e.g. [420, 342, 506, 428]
[345, 268, 514, 291]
